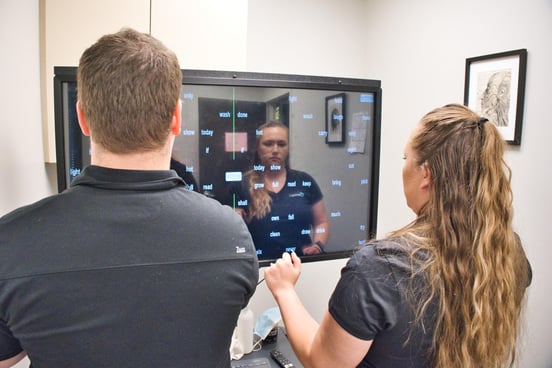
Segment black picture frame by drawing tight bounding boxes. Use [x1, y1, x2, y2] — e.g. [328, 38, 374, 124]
[464, 48, 527, 145]
[325, 93, 346, 144]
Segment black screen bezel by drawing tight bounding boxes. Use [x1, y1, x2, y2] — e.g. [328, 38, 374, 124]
[53, 67, 382, 267]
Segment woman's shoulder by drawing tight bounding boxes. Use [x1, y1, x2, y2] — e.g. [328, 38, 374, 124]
[354, 238, 408, 256]
[348, 238, 419, 275]
[287, 168, 314, 180]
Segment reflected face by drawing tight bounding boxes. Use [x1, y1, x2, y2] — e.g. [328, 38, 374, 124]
[402, 125, 430, 214]
[258, 126, 289, 170]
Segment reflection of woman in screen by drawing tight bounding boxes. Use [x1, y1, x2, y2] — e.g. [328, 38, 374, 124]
[231, 121, 330, 260]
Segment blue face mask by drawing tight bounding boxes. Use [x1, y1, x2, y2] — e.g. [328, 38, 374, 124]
[253, 307, 282, 340]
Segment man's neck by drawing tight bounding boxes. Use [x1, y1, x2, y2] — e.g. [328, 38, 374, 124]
[90, 142, 171, 171]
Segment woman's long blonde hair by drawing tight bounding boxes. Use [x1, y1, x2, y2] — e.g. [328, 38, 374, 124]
[245, 121, 289, 221]
[390, 104, 530, 368]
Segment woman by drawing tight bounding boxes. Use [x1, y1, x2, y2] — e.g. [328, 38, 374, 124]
[232, 121, 330, 260]
[265, 104, 531, 367]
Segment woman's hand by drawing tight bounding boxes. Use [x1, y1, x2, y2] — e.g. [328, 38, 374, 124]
[234, 207, 247, 220]
[264, 252, 373, 368]
[301, 243, 323, 255]
[264, 252, 302, 299]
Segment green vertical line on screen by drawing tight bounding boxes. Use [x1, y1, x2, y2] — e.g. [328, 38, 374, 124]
[232, 87, 236, 160]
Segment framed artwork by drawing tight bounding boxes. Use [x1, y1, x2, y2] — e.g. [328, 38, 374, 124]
[464, 48, 527, 145]
[325, 93, 346, 144]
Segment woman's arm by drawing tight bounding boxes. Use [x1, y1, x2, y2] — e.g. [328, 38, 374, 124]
[265, 252, 372, 368]
[302, 200, 330, 255]
[311, 200, 330, 245]
[0, 351, 26, 368]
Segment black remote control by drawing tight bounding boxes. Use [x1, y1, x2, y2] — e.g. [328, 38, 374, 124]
[270, 349, 295, 368]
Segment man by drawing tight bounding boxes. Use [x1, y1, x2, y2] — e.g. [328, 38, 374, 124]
[0, 28, 258, 367]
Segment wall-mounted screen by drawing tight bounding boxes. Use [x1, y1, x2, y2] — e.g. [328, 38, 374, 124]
[54, 67, 382, 267]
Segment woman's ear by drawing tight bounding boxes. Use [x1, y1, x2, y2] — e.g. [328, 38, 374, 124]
[420, 162, 432, 189]
[76, 101, 91, 136]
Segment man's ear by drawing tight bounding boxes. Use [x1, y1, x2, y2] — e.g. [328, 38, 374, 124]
[170, 99, 182, 136]
[76, 101, 91, 136]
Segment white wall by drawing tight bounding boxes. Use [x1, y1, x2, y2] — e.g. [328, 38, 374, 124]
[0, 0, 56, 217]
[1, 0, 551, 367]
[360, 1, 552, 367]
